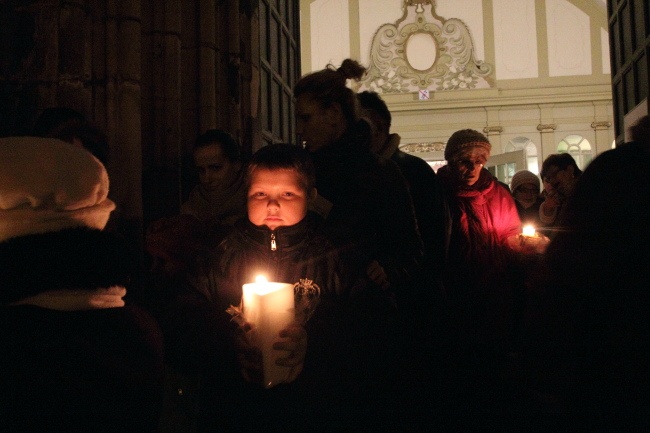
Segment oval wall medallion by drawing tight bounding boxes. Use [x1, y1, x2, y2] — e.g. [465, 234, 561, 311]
[406, 32, 437, 71]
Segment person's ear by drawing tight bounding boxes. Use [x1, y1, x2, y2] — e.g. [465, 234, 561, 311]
[308, 187, 318, 202]
[324, 103, 344, 126]
[566, 164, 575, 178]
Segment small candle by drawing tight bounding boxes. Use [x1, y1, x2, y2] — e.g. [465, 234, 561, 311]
[522, 224, 536, 237]
[242, 275, 295, 388]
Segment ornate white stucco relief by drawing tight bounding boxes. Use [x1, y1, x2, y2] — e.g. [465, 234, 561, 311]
[399, 141, 446, 153]
[359, 0, 494, 93]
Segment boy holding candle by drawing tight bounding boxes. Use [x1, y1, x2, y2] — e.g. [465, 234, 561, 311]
[206, 142, 343, 313]
[198, 143, 350, 431]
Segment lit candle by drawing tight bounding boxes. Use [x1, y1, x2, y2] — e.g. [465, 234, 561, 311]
[242, 275, 295, 388]
[522, 224, 536, 237]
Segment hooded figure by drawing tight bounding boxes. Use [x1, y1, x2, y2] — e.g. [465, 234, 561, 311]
[0, 137, 164, 432]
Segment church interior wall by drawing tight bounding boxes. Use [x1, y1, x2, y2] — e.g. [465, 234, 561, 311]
[300, 0, 614, 170]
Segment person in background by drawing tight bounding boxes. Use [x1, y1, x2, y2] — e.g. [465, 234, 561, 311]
[512, 123, 650, 432]
[180, 129, 247, 244]
[0, 137, 164, 432]
[142, 212, 237, 433]
[357, 90, 445, 289]
[510, 169, 543, 228]
[293, 59, 422, 303]
[141, 129, 248, 432]
[436, 129, 538, 430]
[293, 59, 423, 431]
[538, 153, 582, 231]
[357, 90, 445, 410]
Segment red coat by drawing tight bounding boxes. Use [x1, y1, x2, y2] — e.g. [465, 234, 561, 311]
[438, 166, 523, 351]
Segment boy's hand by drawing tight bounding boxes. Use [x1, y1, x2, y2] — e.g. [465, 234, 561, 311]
[235, 323, 264, 384]
[274, 323, 308, 383]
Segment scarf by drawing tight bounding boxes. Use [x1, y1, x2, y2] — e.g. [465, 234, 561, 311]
[438, 166, 506, 269]
[181, 170, 247, 226]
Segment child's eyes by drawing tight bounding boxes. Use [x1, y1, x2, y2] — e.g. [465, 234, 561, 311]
[249, 191, 301, 198]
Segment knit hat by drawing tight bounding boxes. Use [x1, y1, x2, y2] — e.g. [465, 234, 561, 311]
[0, 137, 115, 243]
[444, 129, 492, 161]
[510, 169, 540, 193]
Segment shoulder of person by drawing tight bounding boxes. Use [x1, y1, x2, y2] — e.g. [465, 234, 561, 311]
[392, 149, 434, 172]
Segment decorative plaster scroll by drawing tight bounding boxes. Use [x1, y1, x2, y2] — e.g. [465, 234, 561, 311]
[537, 123, 557, 131]
[359, 0, 494, 93]
[483, 126, 504, 134]
[591, 121, 612, 129]
[399, 142, 446, 152]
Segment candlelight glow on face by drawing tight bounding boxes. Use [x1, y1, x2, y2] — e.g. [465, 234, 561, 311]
[522, 225, 536, 237]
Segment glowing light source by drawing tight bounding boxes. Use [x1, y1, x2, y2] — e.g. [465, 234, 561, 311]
[242, 275, 295, 388]
[522, 225, 536, 237]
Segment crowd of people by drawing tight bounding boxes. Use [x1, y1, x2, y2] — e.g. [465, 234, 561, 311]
[1, 59, 648, 433]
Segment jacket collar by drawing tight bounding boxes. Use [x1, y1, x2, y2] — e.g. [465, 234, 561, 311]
[234, 212, 320, 252]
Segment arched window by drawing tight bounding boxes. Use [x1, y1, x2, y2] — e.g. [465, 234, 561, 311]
[505, 136, 539, 174]
[557, 135, 593, 170]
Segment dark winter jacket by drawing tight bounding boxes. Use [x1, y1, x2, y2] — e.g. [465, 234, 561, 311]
[196, 211, 406, 432]
[308, 122, 423, 301]
[0, 228, 164, 433]
[206, 213, 344, 309]
[378, 133, 444, 272]
[520, 141, 650, 431]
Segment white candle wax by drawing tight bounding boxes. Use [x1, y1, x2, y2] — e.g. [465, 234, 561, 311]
[522, 225, 536, 237]
[242, 277, 295, 388]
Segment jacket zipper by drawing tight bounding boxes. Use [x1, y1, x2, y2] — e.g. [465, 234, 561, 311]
[270, 233, 277, 251]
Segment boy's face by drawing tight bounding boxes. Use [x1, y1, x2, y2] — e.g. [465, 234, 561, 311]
[193, 143, 240, 192]
[247, 168, 312, 230]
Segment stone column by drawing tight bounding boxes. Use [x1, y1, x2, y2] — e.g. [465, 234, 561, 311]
[198, 0, 217, 134]
[104, 0, 143, 243]
[537, 103, 557, 160]
[592, 101, 614, 153]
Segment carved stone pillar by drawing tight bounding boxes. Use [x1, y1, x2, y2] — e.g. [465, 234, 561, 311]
[103, 0, 143, 243]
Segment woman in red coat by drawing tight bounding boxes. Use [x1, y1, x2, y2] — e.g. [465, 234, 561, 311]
[436, 129, 539, 427]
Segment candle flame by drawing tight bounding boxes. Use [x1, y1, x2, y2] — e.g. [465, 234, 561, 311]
[522, 225, 536, 236]
[255, 275, 268, 284]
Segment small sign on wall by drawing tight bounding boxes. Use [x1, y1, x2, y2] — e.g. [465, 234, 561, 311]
[418, 89, 430, 100]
